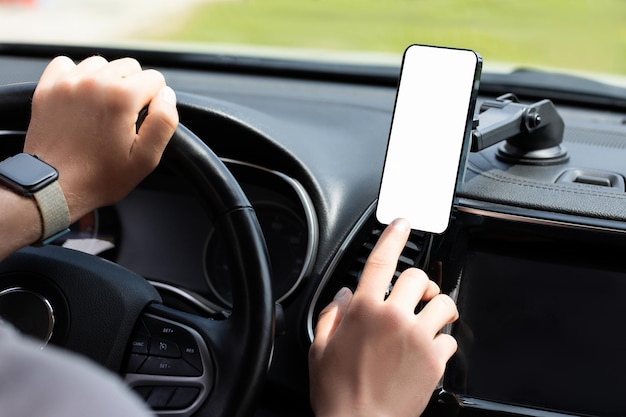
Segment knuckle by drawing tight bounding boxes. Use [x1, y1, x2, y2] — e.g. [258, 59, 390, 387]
[424, 294, 459, 323]
[400, 267, 429, 284]
[83, 55, 108, 65]
[118, 57, 141, 68]
[144, 68, 166, 85]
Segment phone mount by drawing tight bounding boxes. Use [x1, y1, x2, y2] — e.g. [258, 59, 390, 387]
[471, 93, 568, 165]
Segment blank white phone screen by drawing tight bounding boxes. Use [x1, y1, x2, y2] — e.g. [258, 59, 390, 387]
[376, 45, 481, 234]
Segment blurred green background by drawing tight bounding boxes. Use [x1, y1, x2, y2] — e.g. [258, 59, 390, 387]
[151, 0, 625, 75]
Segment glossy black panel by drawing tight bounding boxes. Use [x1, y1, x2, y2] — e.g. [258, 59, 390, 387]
[440, 212, 626, 417]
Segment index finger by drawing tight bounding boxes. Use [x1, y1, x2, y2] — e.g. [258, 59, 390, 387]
[355, 218, 411, 300]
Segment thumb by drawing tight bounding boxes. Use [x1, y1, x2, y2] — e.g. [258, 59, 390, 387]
[312, 287, 353, 348]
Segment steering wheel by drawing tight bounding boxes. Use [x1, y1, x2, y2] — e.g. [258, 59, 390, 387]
[0, 82, 274, 417]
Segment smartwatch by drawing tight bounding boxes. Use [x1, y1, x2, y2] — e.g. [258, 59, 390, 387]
[0, 153, 70, 245]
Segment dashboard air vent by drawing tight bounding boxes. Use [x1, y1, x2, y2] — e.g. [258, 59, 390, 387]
[345, 224, 430, 288]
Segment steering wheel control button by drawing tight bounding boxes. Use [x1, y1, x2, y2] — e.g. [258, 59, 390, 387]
[142, 315, 184, 338]
[131, 335, 150, 354]
[182, 346, 202, 372]
[147, 386, 176, 409]
[168, 386, 201, 409]
[149, 338, 181, 358]
[137, 315, 204, 373]
[125, 353, 148, 373]
[177, 334, 202, 371]
[139, 356, 202, 377]
[133, 386, 202, 411]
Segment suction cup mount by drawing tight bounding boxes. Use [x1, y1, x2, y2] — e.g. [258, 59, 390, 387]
[471, 93, 568, 165]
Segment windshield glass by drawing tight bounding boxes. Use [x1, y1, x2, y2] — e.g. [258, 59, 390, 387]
[1, 0, 624, 85]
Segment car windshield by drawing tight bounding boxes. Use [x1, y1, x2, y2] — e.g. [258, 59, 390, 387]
[1, 0, 625, 88]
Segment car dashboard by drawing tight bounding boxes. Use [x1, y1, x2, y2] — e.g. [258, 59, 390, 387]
[1, 47, 626, 417]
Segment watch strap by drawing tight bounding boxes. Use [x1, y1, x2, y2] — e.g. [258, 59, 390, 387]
[32, 180, 70, 244]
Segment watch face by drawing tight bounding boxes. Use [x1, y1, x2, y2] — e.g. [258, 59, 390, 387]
[0, 153, 58, 193]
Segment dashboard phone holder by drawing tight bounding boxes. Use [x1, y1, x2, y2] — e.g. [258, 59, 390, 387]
[471, 93, 568, 165]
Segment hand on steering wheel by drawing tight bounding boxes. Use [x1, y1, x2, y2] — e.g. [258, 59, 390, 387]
[0, 56, 274, 417]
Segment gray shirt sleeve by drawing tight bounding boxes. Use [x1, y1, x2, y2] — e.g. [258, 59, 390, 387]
[0, 319, 154, 417]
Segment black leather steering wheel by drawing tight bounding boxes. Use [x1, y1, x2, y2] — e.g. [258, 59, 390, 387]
[0, 82, 274, 417]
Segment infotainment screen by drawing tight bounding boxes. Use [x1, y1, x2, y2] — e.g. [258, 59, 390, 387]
[446, 249, 626, 416]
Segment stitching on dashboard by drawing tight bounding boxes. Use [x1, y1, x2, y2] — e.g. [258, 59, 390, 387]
[478, 170, 626, 200]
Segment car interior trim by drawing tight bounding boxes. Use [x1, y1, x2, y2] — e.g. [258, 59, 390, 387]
[458, 201, 626, 234]
[148, 281, 226, 318]
[305, 201, 377, 342]
[221, 158, 319, 304]
[0, 286, 55, 347]
[448, 394, 580, 417]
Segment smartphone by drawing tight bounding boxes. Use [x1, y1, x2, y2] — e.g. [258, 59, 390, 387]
[376, 44, 481, 234]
